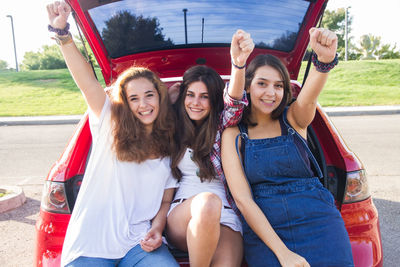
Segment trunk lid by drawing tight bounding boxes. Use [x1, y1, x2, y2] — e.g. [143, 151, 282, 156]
[67, 0, 328, 84]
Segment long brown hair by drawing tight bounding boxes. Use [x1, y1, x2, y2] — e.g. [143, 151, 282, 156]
[110, 67, 176, 163]
[242, 54, 292, 126]
[171, 65, 224, 181]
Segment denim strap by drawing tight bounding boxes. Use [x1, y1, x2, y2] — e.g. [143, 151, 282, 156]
[281, 109, 323, 179]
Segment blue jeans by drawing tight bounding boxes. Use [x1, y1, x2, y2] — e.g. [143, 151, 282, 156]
[66, 243, 179, 267]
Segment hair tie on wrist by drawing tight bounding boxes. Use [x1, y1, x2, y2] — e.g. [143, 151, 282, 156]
[311, 52, 338, 73]
[52, 32, 73, 46]
[48, 22, 70, 36]
[231, 59, 246, 69]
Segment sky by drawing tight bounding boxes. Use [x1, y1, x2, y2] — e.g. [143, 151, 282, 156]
[0, 0, 399, 69]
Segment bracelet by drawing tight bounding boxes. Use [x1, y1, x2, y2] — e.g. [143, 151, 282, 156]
[48, 22, 70, 36]
[52, 32, 73, 46]
[231, 59, 246, 69]
[311, 52, 338, 73]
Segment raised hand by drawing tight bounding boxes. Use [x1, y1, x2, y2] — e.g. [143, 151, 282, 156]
[230, 29, 255, 67]
[46, 1, 71, 30]
[168, 82, 181, 104]
[309, 27, 338, 63]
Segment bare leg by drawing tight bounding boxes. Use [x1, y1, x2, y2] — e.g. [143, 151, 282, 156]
[211, 225, 243, 267]
[166, 192, 222, 267]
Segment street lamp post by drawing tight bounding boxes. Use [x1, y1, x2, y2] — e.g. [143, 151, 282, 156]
[6, 15, 18, 72]
[201, 18, 204, 43]
[183, 9, 188, 44]
[345, 7, 351, 61]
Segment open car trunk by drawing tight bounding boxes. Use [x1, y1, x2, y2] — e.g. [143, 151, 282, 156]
[67, 0, 327, 84]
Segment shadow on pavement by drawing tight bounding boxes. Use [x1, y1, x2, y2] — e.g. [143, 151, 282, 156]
[0, 196, 40, 225]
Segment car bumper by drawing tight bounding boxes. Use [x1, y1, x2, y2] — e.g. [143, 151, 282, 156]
[35, 198, 383, 267]
[341, 197, 383, 267]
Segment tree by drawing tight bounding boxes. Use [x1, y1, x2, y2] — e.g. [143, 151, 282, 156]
[322, 8, 351, 41]
[356, 34, 380, 60]
[101, 10, 173, 58]
[376, 43, 400, 59]
[256, 31, 298, 52]
[74, 35, 98, 67]
[40, 45, 67, 69]
[355, 34, 400, 60]
[272, 31, 298, 52]
[22, 44, 66, 70]
[22, 51, 41, 70]
[322, 8, 356, 59]
[21, 34, 98, 71]
[0, 60, 8, 71]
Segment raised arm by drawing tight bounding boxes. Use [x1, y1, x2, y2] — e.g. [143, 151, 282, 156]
[221, 127, 310, 267]
[288, 28, 338, 136]
[228, 30, 255, 99]
[47, 1, 105, 117]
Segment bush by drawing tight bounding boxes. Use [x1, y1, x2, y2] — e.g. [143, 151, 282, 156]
[21, 36, 97, 70]
[0, 59, 9, 71]
[22, 45, 66, 70]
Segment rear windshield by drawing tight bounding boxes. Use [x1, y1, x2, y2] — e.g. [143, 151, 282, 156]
[86, 0, 311, 58]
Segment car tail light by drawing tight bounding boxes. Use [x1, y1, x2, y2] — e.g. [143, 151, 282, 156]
[343, 170, 370, 203]
[41, 181, 71, 214]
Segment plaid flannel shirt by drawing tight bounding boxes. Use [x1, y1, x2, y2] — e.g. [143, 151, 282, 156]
[211, 84, 248, 215]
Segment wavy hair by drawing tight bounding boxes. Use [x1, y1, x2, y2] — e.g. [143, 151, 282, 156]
[242, 54, 292, 125]
[110, 67, 176, 163]
[171, 65, 224, 181]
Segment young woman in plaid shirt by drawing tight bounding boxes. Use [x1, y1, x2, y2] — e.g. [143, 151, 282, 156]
[166, 30, 254, 267]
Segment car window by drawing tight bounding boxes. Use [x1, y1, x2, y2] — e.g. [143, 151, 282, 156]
[86, 0, 311, 58]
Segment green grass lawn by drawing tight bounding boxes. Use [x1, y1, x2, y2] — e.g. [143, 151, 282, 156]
[1, 59, 399, 116]
[299, 59, 400, 106]
[0, 68, 105, 116]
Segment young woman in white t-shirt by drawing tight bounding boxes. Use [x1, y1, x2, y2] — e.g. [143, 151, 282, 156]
[46, 2, 179, 266]
[166, 30, 254, 266]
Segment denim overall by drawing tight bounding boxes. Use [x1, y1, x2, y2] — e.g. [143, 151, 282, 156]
[236, 109, 354, 267]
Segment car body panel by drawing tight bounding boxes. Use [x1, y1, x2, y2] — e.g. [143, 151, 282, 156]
[35, 211, 70, 266]
[315, 107, 363, 171]
[47, 116, 91, 182]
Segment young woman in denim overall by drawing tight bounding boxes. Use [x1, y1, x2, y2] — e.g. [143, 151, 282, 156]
[221, 28, 354, 267]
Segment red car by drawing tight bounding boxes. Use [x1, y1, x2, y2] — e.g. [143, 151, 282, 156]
[35, 0, 383, 266]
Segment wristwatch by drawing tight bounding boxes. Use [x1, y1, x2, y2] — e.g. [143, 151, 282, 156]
[52, 32, 73, 46]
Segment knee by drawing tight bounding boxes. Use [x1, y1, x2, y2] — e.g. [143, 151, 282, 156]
[191, 192, 222, 224]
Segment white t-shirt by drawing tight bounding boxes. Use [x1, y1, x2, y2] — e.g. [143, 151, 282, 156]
[61, 97, 178, 266]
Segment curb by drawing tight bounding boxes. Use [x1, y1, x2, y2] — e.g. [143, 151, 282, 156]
[0, 115, 82, 126]
[323, 105, 400, 117]
[0, 186, 26, 213]
[0, 106, 400, 126]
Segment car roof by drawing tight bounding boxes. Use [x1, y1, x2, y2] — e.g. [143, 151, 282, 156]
[67, 0, 328, 85]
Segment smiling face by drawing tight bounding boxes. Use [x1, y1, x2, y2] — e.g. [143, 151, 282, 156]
[125, 77, 160, 132]
[184, 81, 211, 124]
[248, 65, 284, 117]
